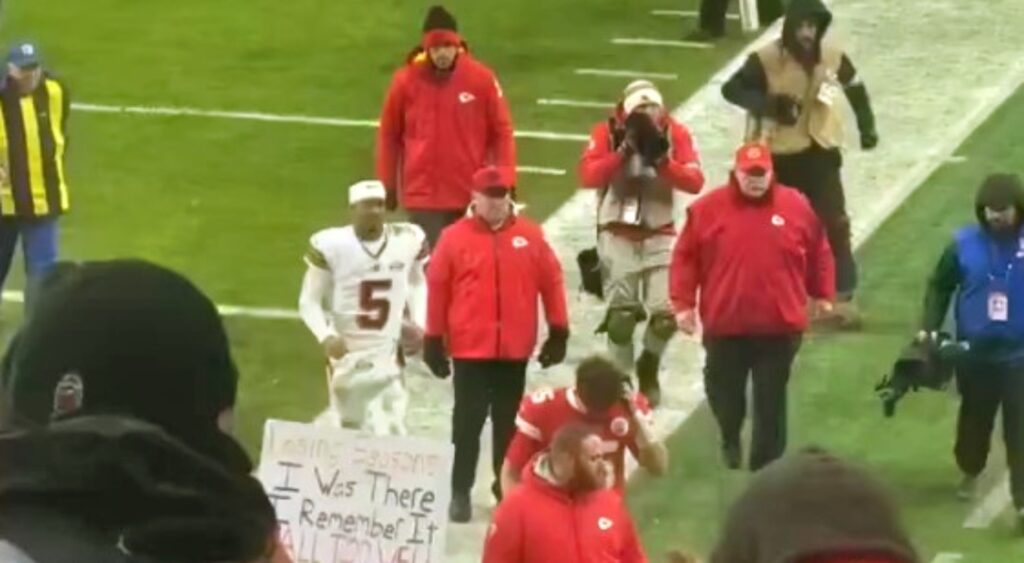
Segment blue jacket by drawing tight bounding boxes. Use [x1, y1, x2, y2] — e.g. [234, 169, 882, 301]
[954, 224, 1024, 364]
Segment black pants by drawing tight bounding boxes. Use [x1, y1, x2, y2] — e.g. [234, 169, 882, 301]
[955, 363, 1024, 509]
[773, 147, 857, 298]
[450, 359, 528, 496]
[698, 0, 783, 35]
[703, 334, 802, 471]
[408, 209, 465, 249]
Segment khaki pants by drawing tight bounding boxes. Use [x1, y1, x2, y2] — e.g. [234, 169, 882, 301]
[598, 231, 674, 368]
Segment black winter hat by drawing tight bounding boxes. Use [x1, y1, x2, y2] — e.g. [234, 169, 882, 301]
[423, 5, 458, 32]
[975, 173, 1024, 222]
[0, 259, 247, 470]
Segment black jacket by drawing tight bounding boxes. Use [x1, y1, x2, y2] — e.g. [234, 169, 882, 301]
[0, 416, 278, 563]
[720, 0, 877, 145]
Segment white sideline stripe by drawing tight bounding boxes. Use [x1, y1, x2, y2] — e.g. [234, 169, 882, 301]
[964, 473, 1011, 529]
[517, 165, 567, 176]
[574, 68, 679, 80]
[947, 155, 969, 164]
[71, 102, 589, 143]
[931, 553, 963, 563]
[2, 288, 302, 319]
[536, 98, 611, 109]
[611, 37, 713, 49]
[651, 9, 740, 20]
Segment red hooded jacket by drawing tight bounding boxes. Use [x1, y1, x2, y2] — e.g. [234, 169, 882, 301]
[426, 211, 568, 360]
[669, 178, 835, 336]
[483, 455, 647, 563]
[578, 113, 704, 196]
[376, 49, 516, 211]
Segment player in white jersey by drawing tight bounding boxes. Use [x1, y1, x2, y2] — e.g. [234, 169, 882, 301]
[298, 180, 429, 435]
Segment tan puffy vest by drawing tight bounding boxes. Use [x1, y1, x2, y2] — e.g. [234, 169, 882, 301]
[597, 135, 676, 232]
[754, 41, 845, 154]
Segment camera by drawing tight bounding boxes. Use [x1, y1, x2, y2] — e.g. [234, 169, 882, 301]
[875, 333, 968, 417]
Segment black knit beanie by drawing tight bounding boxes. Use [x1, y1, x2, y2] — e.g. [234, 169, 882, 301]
[0, 259, 248, 471]
[975, 173, 1024, 224]
[423, 5, 458, 32]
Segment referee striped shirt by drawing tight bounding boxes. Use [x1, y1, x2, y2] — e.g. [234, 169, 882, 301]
[0, 72, 70, 218]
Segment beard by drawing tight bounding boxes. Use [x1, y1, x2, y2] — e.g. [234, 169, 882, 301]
[566, 461, 610, 494]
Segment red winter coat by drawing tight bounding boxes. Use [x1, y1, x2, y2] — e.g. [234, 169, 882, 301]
[669, 179, 835, 336]
[376, 50, 516, 211]
[426, 211, 568, 360]
[483, 455, 647, 563]
[579, 114, 704, 196]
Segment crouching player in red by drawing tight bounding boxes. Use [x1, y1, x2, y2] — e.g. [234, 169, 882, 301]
[500, 356, 668, 495]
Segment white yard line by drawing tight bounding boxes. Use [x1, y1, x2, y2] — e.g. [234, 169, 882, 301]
[574, 68, 679, 80]
[651, 9, 740, 20]
[931, 553, 963, 563]
[963, 474, 1012, 529]
[516, 165, 567, 176]
[71, 102, 588, 143]
[536, 98, 611, 109]
[611, 37, 713, 49]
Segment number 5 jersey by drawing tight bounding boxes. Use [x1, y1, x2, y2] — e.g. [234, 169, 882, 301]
[301, 222, 429, 354]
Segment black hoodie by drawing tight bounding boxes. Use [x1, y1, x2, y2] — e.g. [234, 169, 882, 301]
[0, 416, 278, 563]
[721, 0, 876, 143]
[780, 0, 832, 66]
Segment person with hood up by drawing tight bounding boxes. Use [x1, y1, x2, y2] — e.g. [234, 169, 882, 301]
[920, 173, 1024, 530]
[669, 142, 834, 472]
[376, 5, 516, 248]
[425, 165, 569, 523]
[482, 423, 647, 563]
[705, 447, 920, 563]
[578, 79, 704, 407]
[0, 260, 290, 563]
[721, 0, 878, 330]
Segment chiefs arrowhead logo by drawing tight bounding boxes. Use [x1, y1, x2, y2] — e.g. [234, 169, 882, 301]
[598, 517, 613, 531]
[458, 91, 476, 104]
[512, 236, 529, 249]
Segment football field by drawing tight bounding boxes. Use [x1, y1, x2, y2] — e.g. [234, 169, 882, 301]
[5, 0, 1024, 561]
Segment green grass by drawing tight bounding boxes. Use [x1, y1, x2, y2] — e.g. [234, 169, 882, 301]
[0, 0, 754, 454]
[627, 86, 1024, 562]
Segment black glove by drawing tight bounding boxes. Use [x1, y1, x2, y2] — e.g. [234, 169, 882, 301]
[537, 326, 569, 368]
[385, 188, 399, 212]
[423, 336, 451, 379]
[860, 130, 879, 150]
[768, 94, 801, 126]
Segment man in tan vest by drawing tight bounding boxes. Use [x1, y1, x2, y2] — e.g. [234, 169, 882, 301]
[721, 0, 878, 329]
[578, 81, 705, 406]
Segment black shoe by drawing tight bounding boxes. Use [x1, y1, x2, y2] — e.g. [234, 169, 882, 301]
[636, 351, 662, 408]
[684, 28, 724, 42]
[449, 491, 472, 523]
[722, 443, 742, 470]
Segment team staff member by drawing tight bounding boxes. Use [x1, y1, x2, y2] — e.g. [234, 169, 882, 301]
[500, 355, 667, 495]
[920, 174, 1024, 528]
[376, 5, 516, 247]
[425, 166, 568, 523]
[670, 143, 834, 472]
[578, 80, 704, 406]
[721, 0, 878, 328]
[0, 43, 70, 305]
[482, 424, 647, 563]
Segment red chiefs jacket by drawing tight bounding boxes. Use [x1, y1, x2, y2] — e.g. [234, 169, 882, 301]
[426, 212, 568, 360]
[483, 455, 647, 563]
[579, 115, 704, 196]
[669, 178, 835, 336]
[376, 50, 516, 211]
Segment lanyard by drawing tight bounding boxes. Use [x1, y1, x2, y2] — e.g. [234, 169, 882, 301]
[987, 238, 1020, 282]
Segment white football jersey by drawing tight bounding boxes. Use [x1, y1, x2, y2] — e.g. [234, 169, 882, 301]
[306, 223, 428, 353]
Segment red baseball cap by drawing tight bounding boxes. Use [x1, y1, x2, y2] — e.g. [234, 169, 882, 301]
[472, 166, 515, 196]
[735, 142, 773, 174]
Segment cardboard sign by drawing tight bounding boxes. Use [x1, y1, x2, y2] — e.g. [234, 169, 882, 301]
[257, 420, 453, 563]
